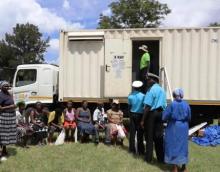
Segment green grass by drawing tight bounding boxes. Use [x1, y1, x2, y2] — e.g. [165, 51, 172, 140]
[0, 141, 220, 172]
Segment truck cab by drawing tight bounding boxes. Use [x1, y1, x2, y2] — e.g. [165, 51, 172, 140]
[13, 64, 59, 105]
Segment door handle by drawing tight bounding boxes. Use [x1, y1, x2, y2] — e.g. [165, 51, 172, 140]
[31, 91, 37, 96]
[106, 65, 110, 72]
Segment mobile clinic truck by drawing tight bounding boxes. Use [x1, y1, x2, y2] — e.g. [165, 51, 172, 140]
[13, 27, 220, 124]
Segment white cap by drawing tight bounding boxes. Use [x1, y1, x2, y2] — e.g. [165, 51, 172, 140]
[139, 45, 148, 52]
[112, 99, 120, 104]
[132, 81, 143, 88]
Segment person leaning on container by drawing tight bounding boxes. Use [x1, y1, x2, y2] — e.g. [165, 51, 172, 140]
[140, 76, 167, 163]
[128, 81, 145, 155]
[162, 88, 191, 172]
[0, 81, 17, 161]
[105, 99, 126, 145]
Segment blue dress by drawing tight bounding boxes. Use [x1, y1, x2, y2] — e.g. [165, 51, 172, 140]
[77, 108, 97, 136]
[162, 100, 191, 165]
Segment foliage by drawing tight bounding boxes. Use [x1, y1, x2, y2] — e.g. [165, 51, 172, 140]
[0, 23, 49, 82]
[98, 0, 171, 29]
[209, 22, 220, 27]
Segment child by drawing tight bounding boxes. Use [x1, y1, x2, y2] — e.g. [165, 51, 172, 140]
[63, 101, 76, 141]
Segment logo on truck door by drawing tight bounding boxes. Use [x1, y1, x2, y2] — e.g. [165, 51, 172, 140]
[111, 55, 125, 78]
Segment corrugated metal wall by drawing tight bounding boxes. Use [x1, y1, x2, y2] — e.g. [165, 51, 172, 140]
[104, 28, 220, 101]
[60, 28, 220, 102]
[59, 32, 104, 99]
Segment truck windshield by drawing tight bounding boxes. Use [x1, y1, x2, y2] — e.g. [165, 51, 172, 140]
[15, 69, 37, 87]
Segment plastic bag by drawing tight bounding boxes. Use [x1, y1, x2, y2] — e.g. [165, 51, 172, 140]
[55, 129, 66, 145]
[116, 125, 126, 139]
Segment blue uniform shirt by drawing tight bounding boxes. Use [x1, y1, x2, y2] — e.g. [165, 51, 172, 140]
[128, 91, 145, 114]
[144, 83, 167, 111]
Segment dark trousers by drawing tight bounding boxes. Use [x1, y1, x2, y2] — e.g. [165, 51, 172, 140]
[144, 110, 164, 163]
[139, 67, 149, 93]
[129, 113, 144, 154]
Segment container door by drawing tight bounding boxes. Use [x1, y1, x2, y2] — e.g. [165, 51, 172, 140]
[63, 40, 104, 98]
[104, 39, 132, 97]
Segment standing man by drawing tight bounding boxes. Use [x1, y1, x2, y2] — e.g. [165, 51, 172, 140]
[141, 76, 167, 163]
[128, 81, 145, 155]
[139, 45, 150, 82]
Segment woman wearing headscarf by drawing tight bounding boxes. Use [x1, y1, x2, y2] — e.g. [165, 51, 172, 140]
[162, 88, 191, 172]
[0, 81, 17, 159]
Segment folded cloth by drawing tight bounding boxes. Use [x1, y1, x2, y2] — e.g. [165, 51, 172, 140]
[192, 125, 220, 146]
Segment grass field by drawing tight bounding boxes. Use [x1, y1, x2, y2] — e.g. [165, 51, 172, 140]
[0, 140, 219, 172]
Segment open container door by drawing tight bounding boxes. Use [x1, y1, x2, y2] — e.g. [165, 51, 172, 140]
[104, 38, 132, 97]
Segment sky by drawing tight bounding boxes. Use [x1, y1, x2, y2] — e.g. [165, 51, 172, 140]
[0, 0, 220, 64]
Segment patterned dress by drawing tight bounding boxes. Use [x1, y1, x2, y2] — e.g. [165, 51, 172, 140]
[0, 91, 16, 145]
[16, 110, 33, 144]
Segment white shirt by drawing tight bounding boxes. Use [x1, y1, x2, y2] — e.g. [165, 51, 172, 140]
[93, 108, 106, 122]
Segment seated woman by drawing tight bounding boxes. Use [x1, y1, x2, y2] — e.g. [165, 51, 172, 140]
[63, 101, 76, 142]
[48, 107, 64, 144]
[76, 100, 99, 144]
[29, 102, 48, 145]
[105, 99, 126, 145]
[16, 101, 33, 147]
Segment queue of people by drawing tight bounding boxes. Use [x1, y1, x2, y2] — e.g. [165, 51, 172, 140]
[128, 76, 191, 172]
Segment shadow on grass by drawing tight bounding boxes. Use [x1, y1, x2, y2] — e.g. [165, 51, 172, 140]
[7, 147, 17, 157]
[119, 144, 172, 172]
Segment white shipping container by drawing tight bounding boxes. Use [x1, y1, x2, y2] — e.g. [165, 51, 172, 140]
[59, 28, 220, 105]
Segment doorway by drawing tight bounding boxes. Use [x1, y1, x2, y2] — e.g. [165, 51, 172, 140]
[132, 40, 160, 81]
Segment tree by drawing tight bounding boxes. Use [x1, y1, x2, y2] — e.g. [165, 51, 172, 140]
[209, 22, 220, 27]
[0, 23, 49, 82]
[98, 0, 171, 29]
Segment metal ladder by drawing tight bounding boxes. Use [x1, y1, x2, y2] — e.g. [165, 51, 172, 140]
[159, 67, 173, 102]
